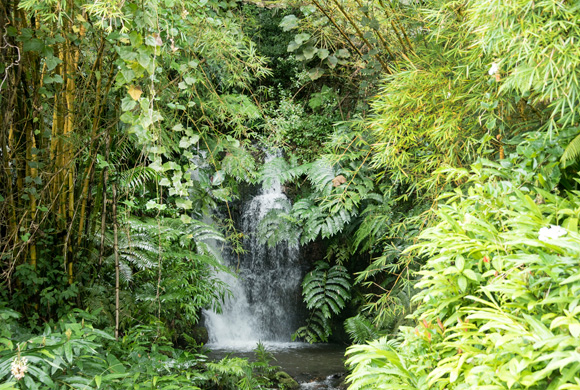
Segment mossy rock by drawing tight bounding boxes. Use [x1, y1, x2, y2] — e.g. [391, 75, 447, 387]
[274, 371, 299, 390]
[177, 326, 209, 348]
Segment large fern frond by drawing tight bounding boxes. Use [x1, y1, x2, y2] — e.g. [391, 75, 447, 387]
[561, 131, 580, 164]
[293, 311, 332, 343]
[344, 315, 380, 344]
[259, 156, 302, 188]
[221, 146, 258, 183]
[294, 261, 351, 343]
[346, 337, 424, 390]
[307, 158, 338, 195]
[117, 166, 159, 192]
[257, 208, 301, 248]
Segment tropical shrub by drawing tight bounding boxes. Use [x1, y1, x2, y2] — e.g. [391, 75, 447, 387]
[346, 157, 580, 389]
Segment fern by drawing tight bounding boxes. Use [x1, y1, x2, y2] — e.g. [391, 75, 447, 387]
[344, 315, 380, 344]
[221, 146, 258, 183]
[258, 154, 308, 188]
[257, 208, 301, 248]
[306, 157, 338, 195]
[293, 311, 332, 343]
[294, 261, 351, 343]
[117, 166, 158, 192]
[292, 198, 355, 244]
[561, 129, 580, 164]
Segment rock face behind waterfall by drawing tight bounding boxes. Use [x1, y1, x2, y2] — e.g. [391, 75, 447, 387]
[203, 151, 303, 347]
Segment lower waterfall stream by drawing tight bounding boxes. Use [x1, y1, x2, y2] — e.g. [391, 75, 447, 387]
[202, 152, 346, 389]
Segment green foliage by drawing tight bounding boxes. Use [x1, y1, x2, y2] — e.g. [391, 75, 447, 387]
[84, 216, 229, 336]
[0, 310, 212, 389]
[346, 157, 580, 389]
[466, 0, 580, 128]
[560, 129, 580, 165]
[344, 315, 380, 344]
[0, 311, 122, 389]
[346, 337, 425, 390]
[294, 261, 351, 342]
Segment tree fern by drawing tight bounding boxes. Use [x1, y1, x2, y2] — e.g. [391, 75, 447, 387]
[294, 261, 351, 343]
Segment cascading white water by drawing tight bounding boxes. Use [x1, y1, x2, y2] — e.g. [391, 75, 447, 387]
[203, 151, 302, 349]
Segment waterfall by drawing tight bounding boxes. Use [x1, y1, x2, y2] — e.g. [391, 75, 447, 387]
[203, 151, 302, 349]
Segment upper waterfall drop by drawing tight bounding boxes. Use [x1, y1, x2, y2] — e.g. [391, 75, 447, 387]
[203, 151, 303, 349]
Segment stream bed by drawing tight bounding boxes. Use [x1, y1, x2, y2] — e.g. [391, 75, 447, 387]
[207, 342, 347, 389]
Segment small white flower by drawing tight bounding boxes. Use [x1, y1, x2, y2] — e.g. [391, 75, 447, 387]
[11, 356, 28, 381]
[488, 62, 500, 76]
[538, 225, 567, 241]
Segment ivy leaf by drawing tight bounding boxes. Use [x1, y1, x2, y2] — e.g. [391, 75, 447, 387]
[308, 67, 324, 81]
[302, 46, 317, 60]
[295, 33, 311, 45]
[145, 33, 163, 47]
[44, 55, 62, 71]
[121, 68, 135, 83]
[326, 55, 338, 69]
[179, 135, 200, 148]
[23, 38, 44, 52]
[175, 198, 193, 210]
[336, 48, 350, 58]
[128, 85, 143, 101]
[279, 15, 299, 31]
[121, 97, 137, 111]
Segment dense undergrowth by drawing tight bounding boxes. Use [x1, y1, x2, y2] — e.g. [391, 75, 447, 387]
[2, 0, 580, 388]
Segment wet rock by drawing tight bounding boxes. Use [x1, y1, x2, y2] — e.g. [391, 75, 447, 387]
[274, 371, 300, 389]
[177, 326, 209, 348]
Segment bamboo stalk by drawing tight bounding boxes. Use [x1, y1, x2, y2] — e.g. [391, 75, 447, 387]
[98, 130, 110, 267]
[113, 181, 120, 340]
[26, 124, 38, 269]
[378, 0, 413, 53]
[76, 47, 105, 247]
[327, 0, 391, 73]
[310, 0, 364, 58]
[353, 0, 394, 58]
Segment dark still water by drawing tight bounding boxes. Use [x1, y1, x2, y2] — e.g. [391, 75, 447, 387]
[206, 342, 347, 389]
